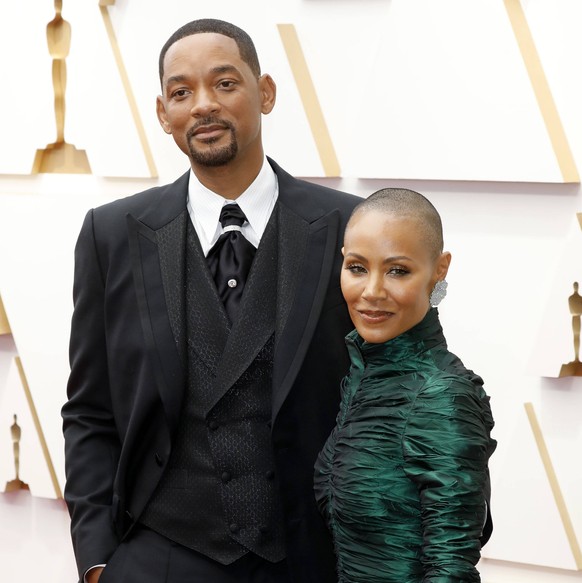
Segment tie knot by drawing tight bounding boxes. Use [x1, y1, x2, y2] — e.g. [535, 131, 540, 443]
[219, 204, 247, 228]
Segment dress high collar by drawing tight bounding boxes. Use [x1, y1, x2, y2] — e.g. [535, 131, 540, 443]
[345, 308, 447, 370]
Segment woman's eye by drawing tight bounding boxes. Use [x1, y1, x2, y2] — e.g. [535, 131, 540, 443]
[345, 263, 366, 274]
[388, 266, 409, 276]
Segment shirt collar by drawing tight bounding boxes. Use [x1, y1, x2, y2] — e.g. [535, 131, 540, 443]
[187, 157, 278, 254]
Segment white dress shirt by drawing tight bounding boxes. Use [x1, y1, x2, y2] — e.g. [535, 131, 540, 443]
[187, 157, 279, 255]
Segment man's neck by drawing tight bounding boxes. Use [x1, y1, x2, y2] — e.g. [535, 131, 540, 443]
[191, 156, 265, 200]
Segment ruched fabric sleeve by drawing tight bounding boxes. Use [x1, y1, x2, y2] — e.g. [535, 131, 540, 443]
[402, 377, 494, 583]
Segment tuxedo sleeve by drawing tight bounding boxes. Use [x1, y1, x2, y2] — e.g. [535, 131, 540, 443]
[62, 209, 121, 580]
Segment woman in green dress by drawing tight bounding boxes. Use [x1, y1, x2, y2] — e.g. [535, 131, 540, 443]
[314, 188, 496, 583]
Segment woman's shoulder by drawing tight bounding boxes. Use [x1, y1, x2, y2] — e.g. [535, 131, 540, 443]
[414, 351, 492, 419]
[420, 347, 486, 394]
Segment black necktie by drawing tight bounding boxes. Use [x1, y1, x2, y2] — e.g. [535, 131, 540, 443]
[207, 204, 256, 322]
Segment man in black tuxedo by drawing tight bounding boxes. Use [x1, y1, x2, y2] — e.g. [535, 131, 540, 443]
[62, 18, 359, 583]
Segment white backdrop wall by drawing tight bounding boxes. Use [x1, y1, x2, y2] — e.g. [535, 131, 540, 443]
[0, 1, 581, 582]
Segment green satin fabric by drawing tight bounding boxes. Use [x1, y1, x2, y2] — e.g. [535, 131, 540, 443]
[314, 308, 496, 583]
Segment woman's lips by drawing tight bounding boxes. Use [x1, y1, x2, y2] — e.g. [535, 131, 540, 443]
[357, 310, 392, 323]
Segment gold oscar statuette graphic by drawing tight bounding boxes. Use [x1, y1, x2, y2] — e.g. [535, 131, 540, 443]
[32, 0, 91, 174]
[559, 281, 582, 377]
[4, 414, 30, 493]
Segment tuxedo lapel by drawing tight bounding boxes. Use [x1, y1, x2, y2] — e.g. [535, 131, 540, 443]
[127, 214, 185, 431]
[269, 161, 342, 422]
[126, 172, 190, 431]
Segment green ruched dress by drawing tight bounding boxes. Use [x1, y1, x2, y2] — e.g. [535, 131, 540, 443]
[314, 308, 496, 583]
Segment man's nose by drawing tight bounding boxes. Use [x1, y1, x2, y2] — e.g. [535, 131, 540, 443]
[190, 89, 220, 117]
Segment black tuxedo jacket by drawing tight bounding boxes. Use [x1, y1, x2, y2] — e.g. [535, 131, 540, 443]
[62, 159, 360, 582]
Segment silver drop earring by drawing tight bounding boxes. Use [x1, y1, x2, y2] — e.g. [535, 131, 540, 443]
[429, 280, 448, 307]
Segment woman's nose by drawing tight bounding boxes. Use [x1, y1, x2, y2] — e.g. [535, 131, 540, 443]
[361, 273, 386, 301]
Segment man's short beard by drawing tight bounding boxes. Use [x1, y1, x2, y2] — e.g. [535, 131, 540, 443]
[186, 119, 238, 167]
[188, 138, 238, 167]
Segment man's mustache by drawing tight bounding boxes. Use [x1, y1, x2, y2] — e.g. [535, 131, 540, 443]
[186, 118, 235, 139]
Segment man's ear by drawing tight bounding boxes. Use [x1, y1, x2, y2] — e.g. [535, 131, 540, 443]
[156, 95, 172, 134]
[259, 74, 277, 115]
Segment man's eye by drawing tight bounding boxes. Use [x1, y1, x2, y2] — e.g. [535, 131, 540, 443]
[171, 89, 189, 99]
[218, 80, 236, 89]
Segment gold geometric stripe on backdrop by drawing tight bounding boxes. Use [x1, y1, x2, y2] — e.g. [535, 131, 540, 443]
[504, 0, 579, 183]
[99, 0, 158, 178]
[524, 402, 582, 569]
[277, 24, 341, 178]
[0, 295, 10, 335]
[15, 357, 63, 499]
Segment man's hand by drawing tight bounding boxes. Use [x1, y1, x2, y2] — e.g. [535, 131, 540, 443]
[86, 566, 104, 583]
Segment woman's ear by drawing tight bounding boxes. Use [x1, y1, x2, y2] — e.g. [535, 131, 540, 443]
[435, 251, 452, 281]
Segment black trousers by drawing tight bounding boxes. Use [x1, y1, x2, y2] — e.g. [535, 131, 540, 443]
[99, 526, 291, 583]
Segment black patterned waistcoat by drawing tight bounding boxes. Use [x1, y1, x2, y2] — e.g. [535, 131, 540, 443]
[140, 210, 286, 564]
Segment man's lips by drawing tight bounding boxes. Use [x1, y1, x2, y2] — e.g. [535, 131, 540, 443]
[357, 309, 392, 323]
[191, 124, 228, 139]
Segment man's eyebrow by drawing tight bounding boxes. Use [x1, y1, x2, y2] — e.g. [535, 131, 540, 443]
[165, 74, 187, 86]
[210, 65, 241, 75]
[165, 66, 241, 87]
